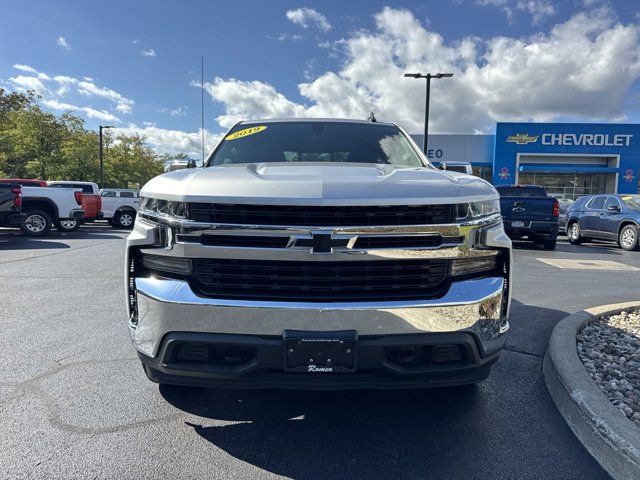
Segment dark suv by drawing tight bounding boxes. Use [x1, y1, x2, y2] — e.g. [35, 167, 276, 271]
[566, 194, 640, 251]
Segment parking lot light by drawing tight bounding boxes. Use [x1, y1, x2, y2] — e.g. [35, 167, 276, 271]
[403, 72, 454, 154]
[99, 125, 115, 189]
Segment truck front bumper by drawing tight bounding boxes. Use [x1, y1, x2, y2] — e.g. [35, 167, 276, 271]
[131, 275, 508, 388]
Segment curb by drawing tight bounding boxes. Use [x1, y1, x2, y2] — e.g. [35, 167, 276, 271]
[543, 301, 640, 480]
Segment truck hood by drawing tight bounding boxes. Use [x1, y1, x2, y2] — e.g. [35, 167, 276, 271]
[141, 163, 497, 206]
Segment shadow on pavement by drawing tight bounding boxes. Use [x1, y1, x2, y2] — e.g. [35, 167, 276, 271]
[512, 239, 622, 255]
[0, 234, 71, 250]
[162, 383, 484, 479]
[505, 299, 569, 357]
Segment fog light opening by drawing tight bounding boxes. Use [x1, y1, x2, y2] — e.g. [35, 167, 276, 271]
[432, 345, 464, 364]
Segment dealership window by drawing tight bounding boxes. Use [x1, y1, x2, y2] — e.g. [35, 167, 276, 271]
[472, 166, 493, 181]
[518, 172, 614, 200]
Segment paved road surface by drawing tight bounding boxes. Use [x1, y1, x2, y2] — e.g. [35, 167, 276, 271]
[3, 225, 638, 479]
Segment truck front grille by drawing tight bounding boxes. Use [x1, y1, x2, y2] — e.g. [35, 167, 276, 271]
[190, 258, 449, 302]
[187, 203, 454, 226]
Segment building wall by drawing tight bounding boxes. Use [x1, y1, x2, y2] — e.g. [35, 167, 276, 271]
[410, 134, 494, 165]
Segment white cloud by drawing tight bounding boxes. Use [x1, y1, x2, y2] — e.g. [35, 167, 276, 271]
[42, 99, 120, 122]
[286, 8, 331, 32]
[140, 49, 156, 57]
[158, 106, 188, 117]
[57, 36, 71, 49]
[77, 80, 134, 114]
[271, 33, 304, 42]
[118, 124, 219, 156]
[7, 64, 134, 120]
[203, 7, 640, 134]
[204, 77, 306, 128]
[476, 0, 557, 25]
[13, 64, 37, 74]
[9, 75, 48, 95]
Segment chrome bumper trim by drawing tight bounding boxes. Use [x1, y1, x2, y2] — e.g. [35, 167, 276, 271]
[131, 276, 508, 358]
[135, 276, 504, 310]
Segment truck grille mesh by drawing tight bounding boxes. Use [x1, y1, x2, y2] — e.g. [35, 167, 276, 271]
[191, 258, 449, 301]
[187, 203, 454, 226]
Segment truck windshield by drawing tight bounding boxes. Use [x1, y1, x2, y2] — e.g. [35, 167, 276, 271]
[208, 122, 425, 167]
[496, 186, 548, 197]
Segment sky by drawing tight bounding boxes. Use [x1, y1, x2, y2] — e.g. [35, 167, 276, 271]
[1, 0, 640, 157]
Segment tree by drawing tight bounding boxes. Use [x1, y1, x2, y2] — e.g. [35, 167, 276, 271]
[105, 133, 164, 189]
[0, 89, 168, 186]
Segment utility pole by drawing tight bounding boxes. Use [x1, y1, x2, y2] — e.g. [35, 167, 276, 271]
[403, 72, 454, 155]
[99, 125, 114, 188]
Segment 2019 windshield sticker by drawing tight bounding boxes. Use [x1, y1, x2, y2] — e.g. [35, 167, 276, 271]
[225, 126, 267, 141]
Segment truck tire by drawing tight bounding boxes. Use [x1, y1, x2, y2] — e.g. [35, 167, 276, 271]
[542, 238, 557, 250]
[567, 222, 582, 245]
[21, 210, 52, 237]
[113, 210, 136, 229]
[55, 219, 80, 232]
[619, 224, 639, 251]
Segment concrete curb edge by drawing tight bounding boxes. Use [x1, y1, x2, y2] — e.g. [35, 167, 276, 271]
[543, 301, 640, 480]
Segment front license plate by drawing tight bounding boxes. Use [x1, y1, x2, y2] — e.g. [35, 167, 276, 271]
[283, 330, 357, 373]
[511, 220, 525, 228]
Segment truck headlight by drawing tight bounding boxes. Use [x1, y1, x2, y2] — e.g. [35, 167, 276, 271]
[456, 199, 500, 220]
[140, 197, 187, 219]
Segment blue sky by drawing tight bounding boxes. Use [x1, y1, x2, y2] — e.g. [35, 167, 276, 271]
[1, 0, 639, 155]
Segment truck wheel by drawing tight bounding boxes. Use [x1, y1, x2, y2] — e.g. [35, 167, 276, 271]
[55, 219, 80, 232]
[567, 222, 582, 245]
[619, 225, 639, 251]
[542, 238, 557, 250]
[20, 210, 52, 237]
[113, 211, 136, 229]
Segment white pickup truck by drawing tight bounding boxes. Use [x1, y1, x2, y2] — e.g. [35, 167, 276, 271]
[0, 178, 85, 236]
[99, 189, 139, 229]
[126, 119, 512, 390]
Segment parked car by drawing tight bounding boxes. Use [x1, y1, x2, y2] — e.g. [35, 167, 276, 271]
[47, 181, 102, 230]
[496, 185, 559, 250]
[440, 161, 473, 175]
[99, 189, 139, 229]
[126, 118, 512, 390]
[566, 194, 640, 251]
[557, 198, 575, 233]
[0, 178, 84, 236]
[0, 183, 26, 228]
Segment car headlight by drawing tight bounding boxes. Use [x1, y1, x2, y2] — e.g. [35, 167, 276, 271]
[456, 199, 500, 220]
[139, 197, 187, 219]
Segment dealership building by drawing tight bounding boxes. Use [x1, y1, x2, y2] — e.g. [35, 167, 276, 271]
[412, 122, 640, 199]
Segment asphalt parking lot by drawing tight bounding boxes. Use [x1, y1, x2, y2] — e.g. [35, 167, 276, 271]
[2, 225, 639, 479]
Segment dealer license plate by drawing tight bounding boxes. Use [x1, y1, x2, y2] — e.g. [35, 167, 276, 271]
[283, 330, 357, 373]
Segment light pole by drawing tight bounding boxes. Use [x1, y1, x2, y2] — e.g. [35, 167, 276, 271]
[404, 72, 453, 155]
[99, 125, 114, 188]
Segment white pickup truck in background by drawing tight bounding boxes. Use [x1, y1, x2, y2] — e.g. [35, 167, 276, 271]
[20, 186, 85, 236]
[99, 189, 139, 229]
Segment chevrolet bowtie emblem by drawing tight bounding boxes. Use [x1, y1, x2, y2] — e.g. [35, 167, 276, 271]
[290, 231, 355, 254]
[506, 133, 539, 145]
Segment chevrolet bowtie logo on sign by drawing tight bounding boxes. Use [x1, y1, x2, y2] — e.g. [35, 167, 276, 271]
[506, 133, 539, 145]
[291, 231, 355, 254]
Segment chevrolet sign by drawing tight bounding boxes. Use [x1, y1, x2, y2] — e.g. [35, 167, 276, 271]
[506, 133, 538, 145]
[541, 133, 633, 147]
